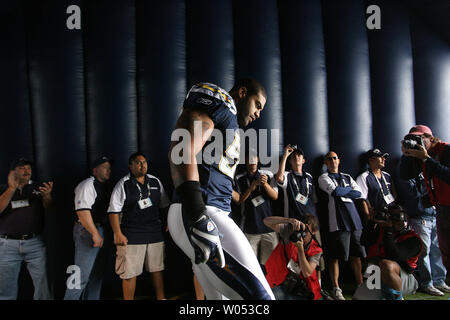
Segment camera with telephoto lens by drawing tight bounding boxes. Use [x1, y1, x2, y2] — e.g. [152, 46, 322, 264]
[374, 206, 390, 221]
[283, 272, 314, 299]
[402, 134, 425, 150]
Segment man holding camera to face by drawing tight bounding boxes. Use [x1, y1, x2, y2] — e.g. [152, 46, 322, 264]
[233, 153, 279, 268]
[399, 125, 450, 273]
[263, 213, 323, 300]
[354, 204, 422, 300]
[0, 158, 53, 300]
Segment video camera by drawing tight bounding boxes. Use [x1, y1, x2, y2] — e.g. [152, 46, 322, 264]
[402, 134, 425, 150]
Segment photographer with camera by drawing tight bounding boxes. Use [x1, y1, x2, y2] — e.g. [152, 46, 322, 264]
[399, 125, 450, 272]
[354, 204, 422, 300]
[396, 174, 450, 295]
[275, 144, 318, 220]
[263, 214, 322, 300]
[233, 153, 279, 267]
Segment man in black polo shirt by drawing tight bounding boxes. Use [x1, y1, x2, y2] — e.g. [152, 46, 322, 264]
[108, 152, 170, 300]
[233, 153, 278, 268]
[0, 158, 53, 300]
[64, 156, 113, 300]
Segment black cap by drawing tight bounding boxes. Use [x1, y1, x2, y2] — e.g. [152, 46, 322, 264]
[91, 156, 112, 169]
[366, 148, 389, 161]
[289, 145, 304, 157]
[10, 157, 33, 170]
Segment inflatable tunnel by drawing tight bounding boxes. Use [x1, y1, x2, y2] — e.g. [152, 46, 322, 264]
[0, 0, 449, 299]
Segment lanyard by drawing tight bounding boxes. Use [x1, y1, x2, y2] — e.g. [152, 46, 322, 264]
[328, 173, 349, 188]
[246, 172, 261, 193]
[135, 182, 151, 200]
[291, 171, 310, 198]
[370, 171, 390, 196]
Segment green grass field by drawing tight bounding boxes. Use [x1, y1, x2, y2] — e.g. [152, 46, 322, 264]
[338, 282, 450, 300]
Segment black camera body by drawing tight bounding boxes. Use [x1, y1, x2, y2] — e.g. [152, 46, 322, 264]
[289, 229, 307, 243]
[283, 273, 314, 299]
[374, 207, 390, 221]
[403, 134, 425, 150]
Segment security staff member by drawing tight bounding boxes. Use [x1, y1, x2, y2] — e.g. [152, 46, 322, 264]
[108, 152, 170, 300]
[0, 158, 53, 300]
[318, 151, 366, 300]
[275, 144, 318, 220]
[64, 156, 113, 300]
[356, 148, 397, 212]
[233, 153, 278, 266]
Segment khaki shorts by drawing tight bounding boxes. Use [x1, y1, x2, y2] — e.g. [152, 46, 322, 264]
[115, 242, 165, 279]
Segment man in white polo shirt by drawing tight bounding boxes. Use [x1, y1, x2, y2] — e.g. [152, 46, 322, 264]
[356, 148, 397, 214]
[64, 156, 113, 300]
[318, 151, 366, 300]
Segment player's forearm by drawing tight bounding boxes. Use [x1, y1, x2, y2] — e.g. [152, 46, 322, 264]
[169, 109, 213, 188]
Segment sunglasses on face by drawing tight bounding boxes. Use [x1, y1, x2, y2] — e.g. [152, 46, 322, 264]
[326, 156, 338, 161]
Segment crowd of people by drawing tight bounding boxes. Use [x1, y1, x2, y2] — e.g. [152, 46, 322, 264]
[1, 79, 449, 301]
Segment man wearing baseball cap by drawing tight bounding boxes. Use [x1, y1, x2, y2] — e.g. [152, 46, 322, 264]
[64, 156, 113, 300]
[399, 124, 450, 292]
[356, 148, 397, 214]
[0, 157, 53, 299]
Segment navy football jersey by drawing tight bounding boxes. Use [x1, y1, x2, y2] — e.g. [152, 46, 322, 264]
[183, 82, 240, 212]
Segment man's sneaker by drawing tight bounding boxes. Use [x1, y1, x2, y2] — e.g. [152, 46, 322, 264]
[434, 283, 450, 293]
[331, 287, 345, 300]
[420, 286, 444, 296]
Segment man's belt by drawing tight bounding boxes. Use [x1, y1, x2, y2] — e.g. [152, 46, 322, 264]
[0, 233, 39, 240]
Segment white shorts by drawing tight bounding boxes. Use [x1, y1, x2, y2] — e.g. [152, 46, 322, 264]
[352, 263, 418, 300]
[168, 203, 275, 300]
